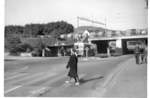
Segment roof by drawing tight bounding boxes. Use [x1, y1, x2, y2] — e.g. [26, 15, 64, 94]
[89, 35, 148, 41]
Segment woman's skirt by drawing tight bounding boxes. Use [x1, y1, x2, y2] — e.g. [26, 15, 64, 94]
[68, 69, 78, 78]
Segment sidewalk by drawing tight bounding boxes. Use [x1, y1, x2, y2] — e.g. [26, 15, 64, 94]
[4, 55, 64, 60]
[4, 54, 130, 61]
[102, 58, 147, 98]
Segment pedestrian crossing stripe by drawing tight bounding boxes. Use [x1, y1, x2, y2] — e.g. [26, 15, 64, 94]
[12, 72, 45, 84]
[22, 73, 57, 86]
[4, 85, 22, 94]
[5, 73, 86, 96]
[29, 87, 51, 97]
[5, 66, 28, 76]
[4, 72, 56, 95]
[5, 73, 28, 81]
[28, 73, 87, 97]
[62, 73, 86, 87]
[28, 74, 68, 97]
[29, 73, 87, 97]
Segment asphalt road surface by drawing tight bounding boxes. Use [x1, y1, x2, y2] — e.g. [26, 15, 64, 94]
[4, 55, 131, 97]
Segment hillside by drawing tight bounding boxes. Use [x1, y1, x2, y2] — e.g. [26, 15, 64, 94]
[74, 26, 112, 33]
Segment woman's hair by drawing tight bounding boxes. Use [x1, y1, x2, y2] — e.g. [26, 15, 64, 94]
[71, 48, 77, 56]
[72, 48, 76, 53]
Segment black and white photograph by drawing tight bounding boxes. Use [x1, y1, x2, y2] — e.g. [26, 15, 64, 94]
[4, 0, 148, 97]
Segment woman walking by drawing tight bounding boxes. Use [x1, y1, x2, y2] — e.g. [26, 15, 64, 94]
[65, 49, 80, 86]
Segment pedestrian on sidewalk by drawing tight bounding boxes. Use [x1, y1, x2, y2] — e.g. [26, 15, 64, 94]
[66, 48, 80, 86]
[143, 45, 147, 64]
[139, 43, 145, 64]
[134, 43, 140, 64]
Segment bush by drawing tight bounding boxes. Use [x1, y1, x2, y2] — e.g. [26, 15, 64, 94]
[95, 53, 108, 58]
[9, 47, 21, 56]
[31, 48, 42, 57]
[5, 36, 21, 51]
[19, 43, 33, 52]
[9, 43, 33, 56]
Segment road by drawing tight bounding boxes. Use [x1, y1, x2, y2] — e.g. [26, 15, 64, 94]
[4, 55, 131, 97]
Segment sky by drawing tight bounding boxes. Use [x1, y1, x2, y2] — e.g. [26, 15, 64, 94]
[5, 0, 148, 30]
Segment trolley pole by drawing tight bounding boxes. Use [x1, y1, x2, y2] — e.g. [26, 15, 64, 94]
[104, 17, 107, 34]
[77, 16, 79, 28]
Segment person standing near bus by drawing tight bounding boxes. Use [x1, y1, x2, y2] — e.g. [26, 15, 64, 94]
[139, 43, 145, 64]
[134, 43, 140, 64]
[143, 45, 147, 64]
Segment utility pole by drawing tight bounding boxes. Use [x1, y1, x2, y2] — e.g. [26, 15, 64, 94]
[91, 15, 94, 26]
[77, 16, 79, 28]
[145, 0, 148, 9]
[104, 17, 107, 34]
[77, 16, 106, 27]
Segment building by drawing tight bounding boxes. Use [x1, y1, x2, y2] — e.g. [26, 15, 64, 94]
[89, 34, 148, 56]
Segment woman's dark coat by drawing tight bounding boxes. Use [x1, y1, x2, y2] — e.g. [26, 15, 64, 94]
[66, 54, 78, 78]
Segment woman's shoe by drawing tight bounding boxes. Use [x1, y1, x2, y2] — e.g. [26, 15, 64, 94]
[75, 82, 80, 86]
[65, 80, 70, 84]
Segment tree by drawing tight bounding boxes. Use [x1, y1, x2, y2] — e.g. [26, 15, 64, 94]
[24, 24, 41, 37]
[43, 21, 74, 38]
[5, 21, 74, 38]
[5, 36, 22, 55]
[5, 25, 24, 37]
[50, 21, 74, 38]
[6, 36, 21, 48]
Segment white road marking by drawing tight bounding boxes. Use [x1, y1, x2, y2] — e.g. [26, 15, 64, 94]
[19, 66, 28, 71]
[27, 74, 66, 97]
[79, 73, 86, 79]
[5, 73, 28, 81]
[63, 73, 86, 87]
[23, 73, 56, 85]
[5, 66, 28, 76]
[42, 74, 66, 86]
[5, 72, 84, 96]
[29, 87, 51, 97]
[29, 73, 87, 96]
[4, 72, 56, 95]
[4, 85, 22, 94]
[13, 72, 45, 83]
[4, 73, 44, 95]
